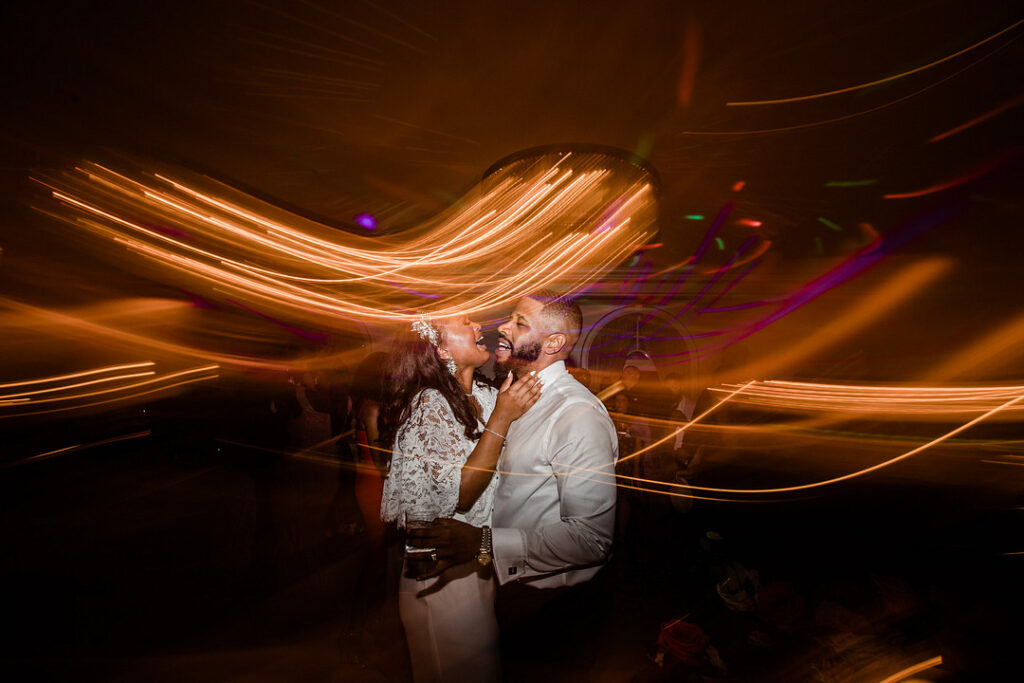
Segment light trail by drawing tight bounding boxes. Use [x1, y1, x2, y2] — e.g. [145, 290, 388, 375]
[39, 151, 657, 325]
[1, 430, 152, 469]
[684, 35, 1017, 135]
[0, 296, 324, 372]
[714, 380, 1024, 416]
[614, 380, 756, 466]
[0, 371, 157, 400]
[0, 364, 219, 417]
[929, 94, 1024, 142]
[727, 19, 1022, 106]
[0, 362, 155, 389]
[612, 389, 1024, 496]
[237, 377, 1021, 504]
[884, 149, 1021, 199]
[924, 310, 1024, 380]
[980, 459, 1024, 467]
[875, 655, 943, 683]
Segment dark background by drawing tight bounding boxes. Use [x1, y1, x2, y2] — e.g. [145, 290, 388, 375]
[1, 1, 1022, 680]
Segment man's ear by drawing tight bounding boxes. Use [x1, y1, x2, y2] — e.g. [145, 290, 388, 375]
[543, 333, 567, 356]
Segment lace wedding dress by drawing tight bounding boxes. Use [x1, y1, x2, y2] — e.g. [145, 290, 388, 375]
[380, 383, 500, 683]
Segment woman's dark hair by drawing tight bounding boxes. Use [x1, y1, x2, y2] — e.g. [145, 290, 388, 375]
[378, 321, 484, 449]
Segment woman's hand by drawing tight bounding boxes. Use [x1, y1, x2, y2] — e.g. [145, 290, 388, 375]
[490, 371, 543, 425]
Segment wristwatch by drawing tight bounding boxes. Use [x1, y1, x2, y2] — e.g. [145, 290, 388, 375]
[476, 525, 493, 566]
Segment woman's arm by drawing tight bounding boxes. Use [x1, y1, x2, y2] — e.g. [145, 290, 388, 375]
[457, 372, 542, 509]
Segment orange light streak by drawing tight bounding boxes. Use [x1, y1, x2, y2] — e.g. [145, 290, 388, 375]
[746, 259, 949, 382]
[0, 365, 219, 415]
[858, 222, 881, 252]
[875, 655, 943, 683]
[924, 310, 1024, 380]
[883, 150, 1020, 199]
[1, 431, 152, 469]
[0, 371, 156, 400]
[685, 38, 1016, 136]
[0, 297, 297, 371]
[617, 389, 1024, 496]
[0, 362, 155, 389]
[41, 153, 657, 324]
[229, 380, 1020, 503]
[929, 94, 1024, 142]
[1, 371, 219, 419]
[614, 380, 756, 466]
[727, 19, 1022, 106]
[715, 380, 1024, 415]
[648, 238, 771, 279]
[980, 459, 1024, 467]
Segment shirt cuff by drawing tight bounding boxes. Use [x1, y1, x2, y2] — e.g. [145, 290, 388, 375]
[491, 527, 527, 585]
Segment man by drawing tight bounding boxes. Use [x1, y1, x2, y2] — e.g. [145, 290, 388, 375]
[664, 371, 696, 422]
[408, 291, 618, 678]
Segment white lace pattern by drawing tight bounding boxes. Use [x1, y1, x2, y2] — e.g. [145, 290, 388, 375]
[381, 383, 499, 527]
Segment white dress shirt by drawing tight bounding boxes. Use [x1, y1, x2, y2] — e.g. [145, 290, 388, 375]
[491, 361, 618, 588]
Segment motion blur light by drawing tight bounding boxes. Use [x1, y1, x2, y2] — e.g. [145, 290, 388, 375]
[354, 213, 376, 230]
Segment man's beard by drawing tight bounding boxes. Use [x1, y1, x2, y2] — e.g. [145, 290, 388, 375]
[496, 339, 542, 373]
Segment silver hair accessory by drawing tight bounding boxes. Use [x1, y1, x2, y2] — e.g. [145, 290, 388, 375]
[411, 314, 439, 347]
[411, 314, 457, 375]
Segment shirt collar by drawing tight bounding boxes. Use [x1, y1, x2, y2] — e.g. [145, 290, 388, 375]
[534, 360, 567, 393]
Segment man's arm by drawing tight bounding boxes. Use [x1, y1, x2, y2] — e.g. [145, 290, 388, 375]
[491, 401, 617, 583]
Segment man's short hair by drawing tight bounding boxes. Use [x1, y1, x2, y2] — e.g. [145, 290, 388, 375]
[526, 289, 582, 339]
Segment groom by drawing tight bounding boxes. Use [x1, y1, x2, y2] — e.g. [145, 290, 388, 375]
[409, 290, 618, 677]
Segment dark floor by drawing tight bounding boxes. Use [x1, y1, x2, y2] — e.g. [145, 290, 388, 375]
[1, 413, 1021, 682]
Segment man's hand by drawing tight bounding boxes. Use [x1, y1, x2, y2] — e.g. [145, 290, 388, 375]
[406, 518, 482, 580]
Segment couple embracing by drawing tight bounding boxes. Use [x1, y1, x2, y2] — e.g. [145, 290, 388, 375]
[379, 290, 619, 681]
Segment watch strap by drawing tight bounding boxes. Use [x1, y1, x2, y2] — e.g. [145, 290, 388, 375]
[477, 525, 493, 564]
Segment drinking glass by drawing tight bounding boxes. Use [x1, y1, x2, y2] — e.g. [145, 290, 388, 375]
[403, 509, 438, 578]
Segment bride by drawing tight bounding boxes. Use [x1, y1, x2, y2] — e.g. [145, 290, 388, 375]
[379, 311, 541, 682]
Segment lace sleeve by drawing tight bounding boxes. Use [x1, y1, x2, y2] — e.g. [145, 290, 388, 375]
[380, 389, 471, 526]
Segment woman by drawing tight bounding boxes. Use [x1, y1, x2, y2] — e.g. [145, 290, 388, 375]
[379, 312, 541, 682]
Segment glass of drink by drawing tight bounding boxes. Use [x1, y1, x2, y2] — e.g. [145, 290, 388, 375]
[403, 509, 438, 579]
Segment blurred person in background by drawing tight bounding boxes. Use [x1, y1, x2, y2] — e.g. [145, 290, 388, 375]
[349, 353, 388, 544]
[330, 351, 399, 667]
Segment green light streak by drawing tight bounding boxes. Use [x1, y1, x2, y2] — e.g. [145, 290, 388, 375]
[684, 215, 704, 220]
[633, 133, 655, 161]
[825, 179, 878, 187]
[714, 237, 724, 250]
[817, 217, 843, 231]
